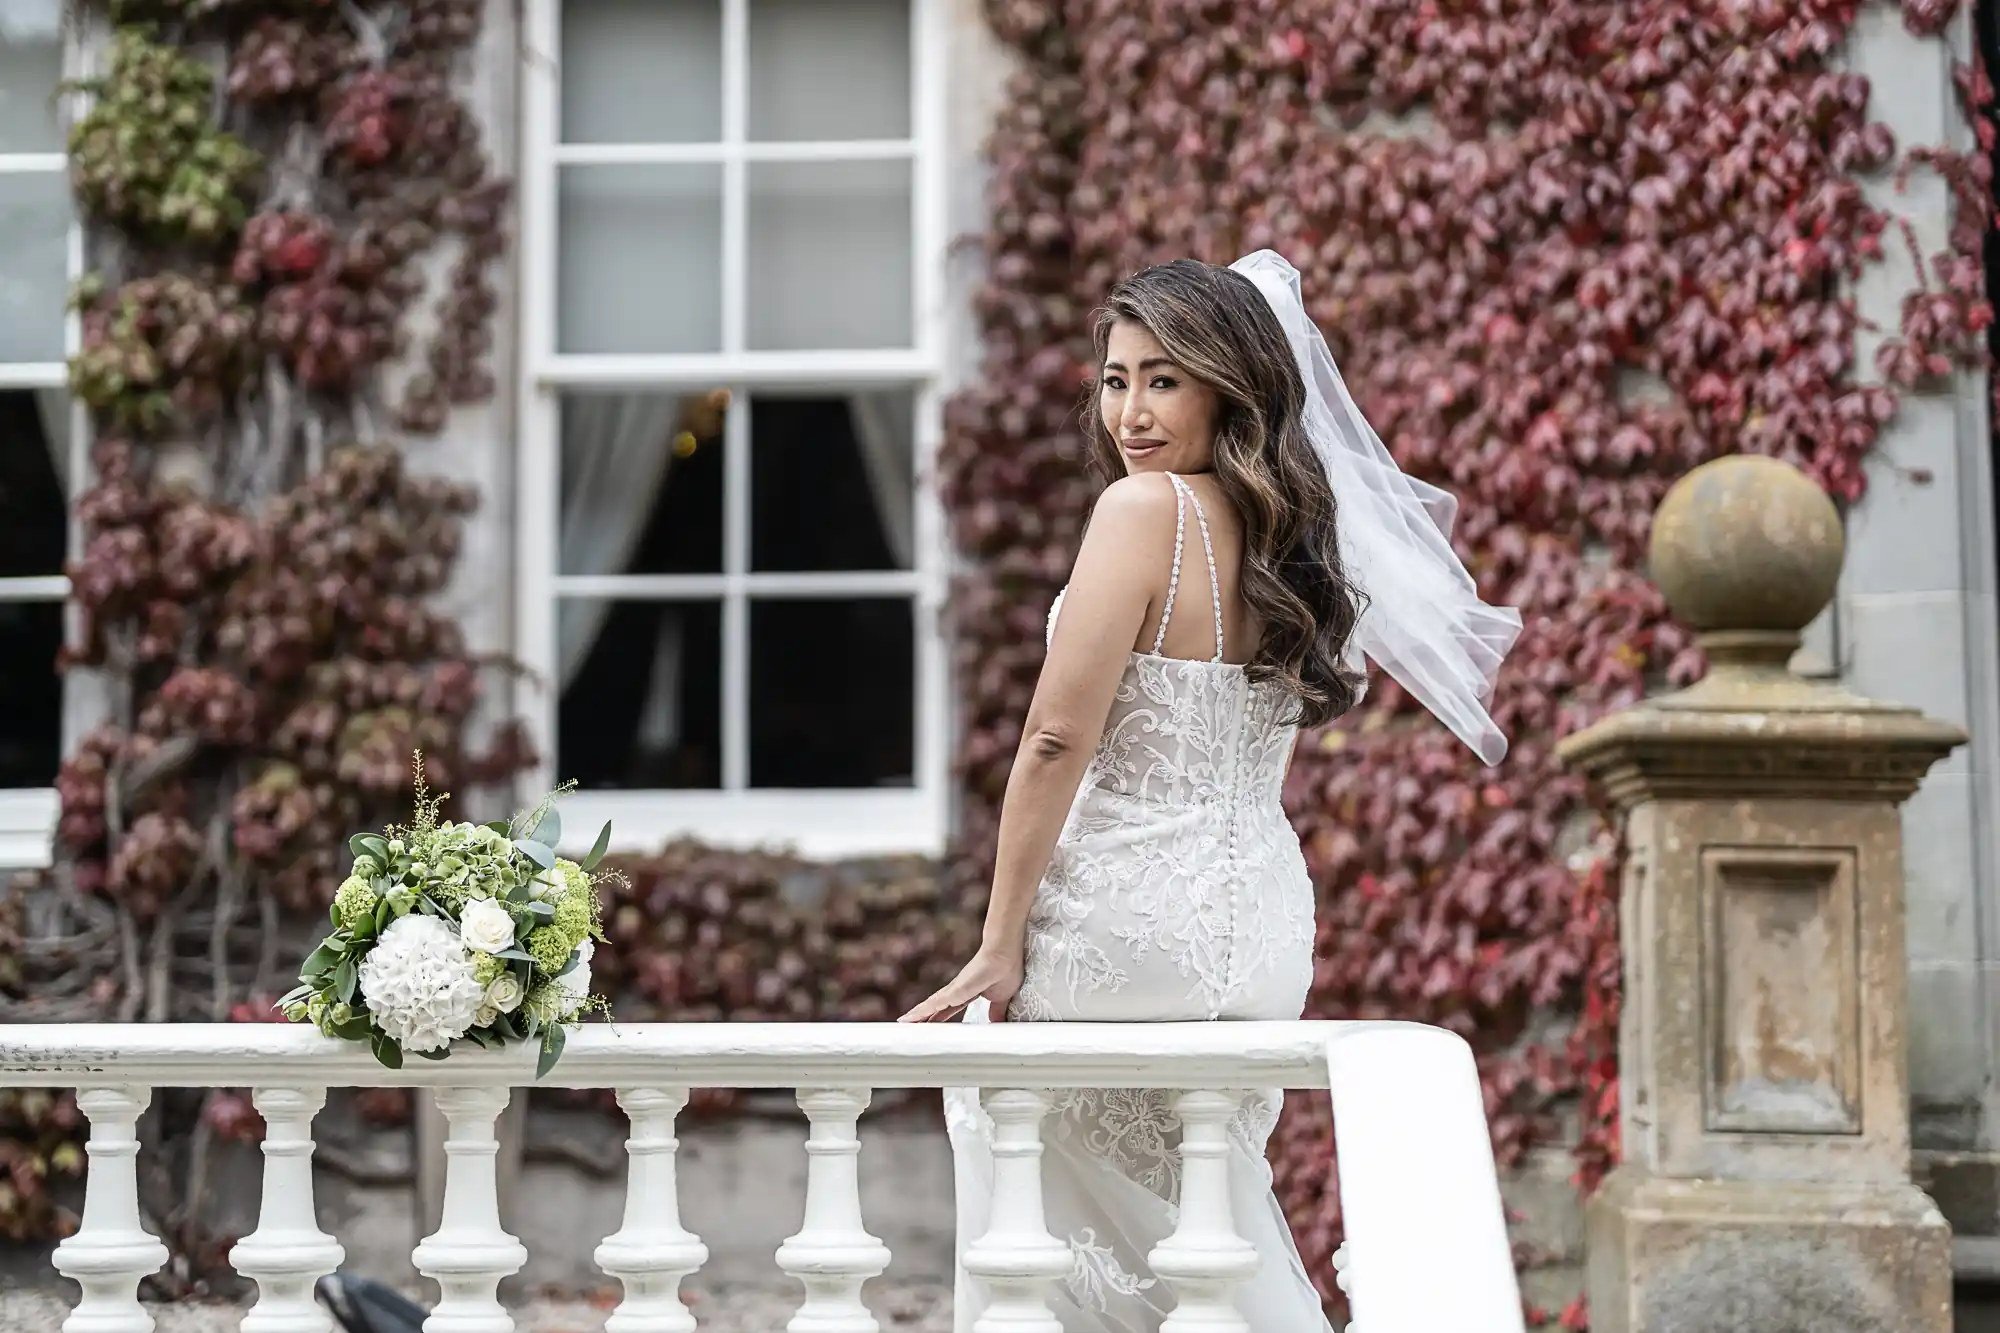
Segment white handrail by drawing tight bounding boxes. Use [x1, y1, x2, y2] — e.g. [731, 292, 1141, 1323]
[0, 1019, 1381, 1089]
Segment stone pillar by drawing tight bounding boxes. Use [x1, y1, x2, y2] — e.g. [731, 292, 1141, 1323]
[1556, 455, 1963, 1333]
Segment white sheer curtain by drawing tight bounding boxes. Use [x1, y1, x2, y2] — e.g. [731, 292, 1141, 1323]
[557, 395, 679, 690]
[34, 387, 68, 492]
[848, 391, 914, 568]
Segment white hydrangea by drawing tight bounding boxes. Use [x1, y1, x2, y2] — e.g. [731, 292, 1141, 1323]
[358, 914, 485, 1054]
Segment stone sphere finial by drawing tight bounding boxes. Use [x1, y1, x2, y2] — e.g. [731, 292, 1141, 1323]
[1649, 455, 1843, 637]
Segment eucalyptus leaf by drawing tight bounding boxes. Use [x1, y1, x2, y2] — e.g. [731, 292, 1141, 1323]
[484, 821, 511, 836]
[373, 898, 394, 935]
[516, 839, 555, 871]
[554, 950, 582, 979]
[329, 902, 342, 930]
[526, 901, 555, 922]
[370, 1034, 403, 1071]
[529, 804, 561, 851]
[536, 1025, 567, 1080]
[332, 1016, 374, 1042]
[335, 959, 358, 1005]
[495, 947, 534, 964]
[580, 821, 612, 873]
[348, 833, 376, 862]
[300, 943, 339, 978]
[278, 982, 312, 1007]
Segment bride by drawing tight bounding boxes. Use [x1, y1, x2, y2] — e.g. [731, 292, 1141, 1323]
[901, 250, 1522, 1332]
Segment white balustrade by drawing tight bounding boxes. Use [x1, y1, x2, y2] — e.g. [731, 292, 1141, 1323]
[594, 1087, 707, 1333]
[775, 1087, 892, 1333]
[1147, 1090, 1261, 1333]
[959, 1089, 1070, 1333]
[410, 1087, 529, 1333]
[0, 1020, 1524, 1333]
[51, 1086, 168, 1333]
[230, 1087, 345, 1333]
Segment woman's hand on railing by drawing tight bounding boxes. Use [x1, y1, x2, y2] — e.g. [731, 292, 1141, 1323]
[897, 946, 1023, 1023]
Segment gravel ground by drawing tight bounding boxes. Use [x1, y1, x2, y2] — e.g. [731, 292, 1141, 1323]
[0, 1281, 955, 1331]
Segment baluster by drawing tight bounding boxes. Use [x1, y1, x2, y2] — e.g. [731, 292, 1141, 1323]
[594, 1087, 707, 1333]
[52, 1086, 168, 1333]
[775, 1088, 890, 1333]
[230, 1087, 345, 1333]
[1147, 1090, 1259, 1333]
[411, 1088, 528, 1333]
[1332, 1242, 1358, 1333]
[960, 1089, 1069, 1333]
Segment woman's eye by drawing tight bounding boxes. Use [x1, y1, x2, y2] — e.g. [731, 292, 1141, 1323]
[1102, 376, 1126, 391]
[1151, 376, 1176, 390]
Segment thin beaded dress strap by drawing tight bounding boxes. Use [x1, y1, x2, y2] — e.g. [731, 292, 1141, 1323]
[1177, 477, 1226, 662]
[1152, 475, 1190, 655]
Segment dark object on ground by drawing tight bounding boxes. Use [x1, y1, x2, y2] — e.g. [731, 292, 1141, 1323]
[316, 1273, 426, 1333]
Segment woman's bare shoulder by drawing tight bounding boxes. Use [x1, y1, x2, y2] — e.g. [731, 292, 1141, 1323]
[1086, 471, 1181, 536]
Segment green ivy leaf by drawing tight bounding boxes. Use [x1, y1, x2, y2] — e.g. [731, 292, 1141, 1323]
[580, 822, 612, 873]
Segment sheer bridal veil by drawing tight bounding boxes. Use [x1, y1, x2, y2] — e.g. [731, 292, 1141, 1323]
[1229, 250, 1523, 765]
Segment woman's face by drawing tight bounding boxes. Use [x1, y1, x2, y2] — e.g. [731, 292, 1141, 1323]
[1099, 318, 1220, 476]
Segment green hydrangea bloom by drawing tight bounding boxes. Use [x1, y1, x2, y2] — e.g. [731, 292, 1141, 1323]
[523, 979, 578, 1027]
[334, 875, 378, 929]
[551, 884, 595, 948]
[526, 926, 573, 975]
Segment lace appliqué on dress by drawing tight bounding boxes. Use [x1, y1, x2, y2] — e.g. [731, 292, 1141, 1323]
[1065, 1227, 1158, 1312]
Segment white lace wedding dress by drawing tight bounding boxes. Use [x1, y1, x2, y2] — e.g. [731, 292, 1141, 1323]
[945, 474, 1336, 1332]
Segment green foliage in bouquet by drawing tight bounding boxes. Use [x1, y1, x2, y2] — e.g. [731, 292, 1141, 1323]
[281, 755, 614, 1078]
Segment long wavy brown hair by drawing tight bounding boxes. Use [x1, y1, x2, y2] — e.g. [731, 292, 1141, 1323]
[1082, 258, 1368, 727]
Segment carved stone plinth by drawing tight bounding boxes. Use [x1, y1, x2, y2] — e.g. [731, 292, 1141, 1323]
[1557, 455, 1962, 1333]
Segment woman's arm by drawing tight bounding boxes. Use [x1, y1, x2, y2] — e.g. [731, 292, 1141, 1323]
[900, 472, 1179, 1022]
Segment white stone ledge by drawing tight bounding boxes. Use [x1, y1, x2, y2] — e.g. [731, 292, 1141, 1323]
[0, 1019, 1458, 1091]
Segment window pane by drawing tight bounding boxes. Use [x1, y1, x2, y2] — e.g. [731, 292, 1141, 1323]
[0, 599, 61, 787]
[751, 393, 913, 573]
[560, 0, 721, 144]
[748, 0, 910, 142]
[0, 0, 63, 153]
[558, 599, 721, 789]
[560, 390, 726, 576]
[746, 159, 911, 351]
[750, 598, 913, 788]
[0, 389, 66, 577]
[0, 170, 70, 362]
[559, 164, 722, 354]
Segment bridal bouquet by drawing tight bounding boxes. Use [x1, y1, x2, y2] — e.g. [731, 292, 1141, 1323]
[281, 756, 613, 1077]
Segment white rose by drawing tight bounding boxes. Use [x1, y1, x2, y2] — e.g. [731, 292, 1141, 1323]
[458, 898, 516, 955]
[474, 1001, 499, 1029]
[484, 971, 525, 1014]
[529, 867, 563, 901]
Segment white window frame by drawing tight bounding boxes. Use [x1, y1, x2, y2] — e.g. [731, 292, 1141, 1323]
[516, 0, 952, 859]
[0, 28, 88, 872]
